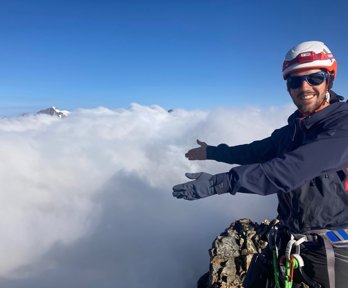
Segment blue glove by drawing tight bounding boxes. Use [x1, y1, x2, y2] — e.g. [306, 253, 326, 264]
[172, 172, 232, 200]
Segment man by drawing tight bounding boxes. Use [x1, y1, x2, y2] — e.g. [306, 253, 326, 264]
[172, 41, 348, 288]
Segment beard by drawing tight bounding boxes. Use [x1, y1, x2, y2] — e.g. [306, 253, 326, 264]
[292, 90, 328, 115]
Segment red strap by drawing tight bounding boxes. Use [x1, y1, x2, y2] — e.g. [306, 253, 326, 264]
[345, 168, 348, 191]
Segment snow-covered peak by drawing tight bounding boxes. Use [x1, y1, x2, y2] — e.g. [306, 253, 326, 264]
[36, 107, 70, 118]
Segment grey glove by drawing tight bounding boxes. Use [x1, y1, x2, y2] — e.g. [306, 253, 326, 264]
[172, 172, 232, 200]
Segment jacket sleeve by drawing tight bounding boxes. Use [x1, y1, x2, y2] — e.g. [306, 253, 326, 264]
[206, 127, 287, 165]
[227, 121, 348, 196]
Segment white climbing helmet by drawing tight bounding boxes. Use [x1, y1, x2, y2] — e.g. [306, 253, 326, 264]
[282, 41, 337, 79]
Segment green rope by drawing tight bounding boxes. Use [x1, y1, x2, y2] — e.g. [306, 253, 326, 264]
[273, 249, 281, 288]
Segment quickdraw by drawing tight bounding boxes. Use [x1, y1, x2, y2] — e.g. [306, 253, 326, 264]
[273, 234, 306, 288]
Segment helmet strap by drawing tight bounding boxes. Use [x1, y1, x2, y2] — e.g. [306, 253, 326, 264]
[311, 90, 330, 115]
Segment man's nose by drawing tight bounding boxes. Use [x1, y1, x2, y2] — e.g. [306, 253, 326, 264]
[298, 78, 312, 89]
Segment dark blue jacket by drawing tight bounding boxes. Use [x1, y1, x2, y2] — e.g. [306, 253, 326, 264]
[207, 92, 348, 233]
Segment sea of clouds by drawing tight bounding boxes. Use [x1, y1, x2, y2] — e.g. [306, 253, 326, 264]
[0, 103, 293, 287]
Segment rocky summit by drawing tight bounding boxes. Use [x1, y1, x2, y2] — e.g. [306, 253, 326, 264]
[197, 218, 278, 288]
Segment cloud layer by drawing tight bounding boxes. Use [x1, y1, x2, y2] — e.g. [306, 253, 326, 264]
[0, 103, 293, 287]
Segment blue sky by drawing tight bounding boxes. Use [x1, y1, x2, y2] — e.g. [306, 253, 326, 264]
[1, 0, 348, 115]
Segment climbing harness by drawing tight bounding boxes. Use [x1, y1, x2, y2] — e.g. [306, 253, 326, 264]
[271, 228, 348, 288]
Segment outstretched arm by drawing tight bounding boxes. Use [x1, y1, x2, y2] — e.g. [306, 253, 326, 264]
[174, 124, 348, 200]
[186, 134, 278, 165]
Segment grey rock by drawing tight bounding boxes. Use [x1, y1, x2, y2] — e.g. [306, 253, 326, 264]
[199, 218, 277, 288]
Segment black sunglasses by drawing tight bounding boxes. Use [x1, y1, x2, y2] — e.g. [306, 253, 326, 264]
[286, 71, 327, 90]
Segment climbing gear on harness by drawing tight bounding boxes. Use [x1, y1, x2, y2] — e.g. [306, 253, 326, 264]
[271, 228, 348, 288]
[272, 234, 307, 288]
[284, 235, 306, 288]
[247, 220, 348, 288]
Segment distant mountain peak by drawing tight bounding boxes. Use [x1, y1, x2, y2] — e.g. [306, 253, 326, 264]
[36, 107, 70, 118]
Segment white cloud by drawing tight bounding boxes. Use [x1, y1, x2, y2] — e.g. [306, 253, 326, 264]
[0, 103, 293, 287]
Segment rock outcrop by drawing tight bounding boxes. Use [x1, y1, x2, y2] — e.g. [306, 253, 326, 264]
[198, 218, 278, 288]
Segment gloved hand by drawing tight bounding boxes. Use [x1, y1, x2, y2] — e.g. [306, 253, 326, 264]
[172, 172, 232, 200]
